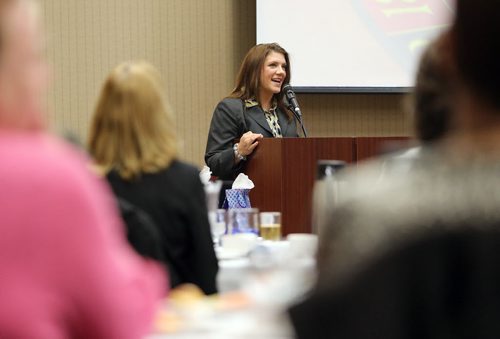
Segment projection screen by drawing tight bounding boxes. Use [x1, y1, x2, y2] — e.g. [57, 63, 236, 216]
[256, 0, 454, 92]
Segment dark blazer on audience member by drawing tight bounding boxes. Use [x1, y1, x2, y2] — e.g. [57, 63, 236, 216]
[107, 160, 218, 295]
[117, 197, 166, 264]
[205, 97, 299, 180]
[289, 227, 500, 339]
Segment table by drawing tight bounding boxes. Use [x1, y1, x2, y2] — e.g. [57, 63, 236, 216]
[148, 240, 317, 338]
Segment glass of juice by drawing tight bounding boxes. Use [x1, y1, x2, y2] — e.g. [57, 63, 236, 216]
[259, 212, 281, 241]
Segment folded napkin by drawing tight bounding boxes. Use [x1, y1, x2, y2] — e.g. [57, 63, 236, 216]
[199, 166, 212, 185]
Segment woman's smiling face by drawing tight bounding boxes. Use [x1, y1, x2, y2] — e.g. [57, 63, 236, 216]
[259, 51, 287, 97]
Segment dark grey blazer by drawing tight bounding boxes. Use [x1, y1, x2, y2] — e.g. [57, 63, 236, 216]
[205, 97, 299, 180]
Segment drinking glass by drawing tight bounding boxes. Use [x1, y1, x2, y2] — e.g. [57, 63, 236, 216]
[227, 208, 259, 235]
[204, 180, 223, 212]
[208, 209, 226, 246]
[259, 212, 282, 241]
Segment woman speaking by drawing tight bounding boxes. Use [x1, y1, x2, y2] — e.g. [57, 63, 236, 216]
[205, 43, 299, 180]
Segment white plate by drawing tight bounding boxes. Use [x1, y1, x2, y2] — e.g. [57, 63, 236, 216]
[215, 247, 247, 260]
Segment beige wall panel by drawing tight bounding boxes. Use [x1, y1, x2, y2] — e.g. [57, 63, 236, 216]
[300, 93, 412, 137]
[41, 0, 411, 168]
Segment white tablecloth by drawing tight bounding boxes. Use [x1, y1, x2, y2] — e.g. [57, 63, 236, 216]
[147, 240, 316, 338]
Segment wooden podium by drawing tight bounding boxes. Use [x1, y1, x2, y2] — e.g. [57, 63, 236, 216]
[245, 137, 355, 235]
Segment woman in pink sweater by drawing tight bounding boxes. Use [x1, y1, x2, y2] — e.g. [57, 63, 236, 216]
[0, 1, 166, 338]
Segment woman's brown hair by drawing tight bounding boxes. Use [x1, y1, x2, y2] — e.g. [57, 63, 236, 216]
[229, 43, 292, 119]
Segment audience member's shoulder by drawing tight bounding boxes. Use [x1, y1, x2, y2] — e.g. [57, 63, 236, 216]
[335, 157, 397, 202]
[0, 133, 94, 187]
[338, 146, 442, 203]
[168, 160, 202, 180]
[0, 133, 117, 231]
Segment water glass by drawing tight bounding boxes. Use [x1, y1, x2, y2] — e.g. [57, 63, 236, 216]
[204, 180, 223, 212]
[227, 208, 259, 235]
[208, 209, 226, 245]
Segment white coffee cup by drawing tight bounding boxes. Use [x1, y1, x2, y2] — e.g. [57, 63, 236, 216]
[220, 233, 258, 255]
[287, 233, 318, 258]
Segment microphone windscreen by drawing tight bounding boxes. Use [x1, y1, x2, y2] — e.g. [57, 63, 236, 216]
[282, 84, 295, 99]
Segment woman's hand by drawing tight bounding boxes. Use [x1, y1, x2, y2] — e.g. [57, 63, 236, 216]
[238, 131, 264, 156]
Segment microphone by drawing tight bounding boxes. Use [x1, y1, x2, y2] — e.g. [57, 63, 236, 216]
[282, 84, 307, 137]
[282, 84, 302, 118]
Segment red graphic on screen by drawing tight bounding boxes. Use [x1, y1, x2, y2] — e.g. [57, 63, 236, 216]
[362, 0, 453, 34]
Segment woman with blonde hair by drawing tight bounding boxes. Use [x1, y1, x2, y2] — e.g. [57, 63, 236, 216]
[88, 61, 218, 295]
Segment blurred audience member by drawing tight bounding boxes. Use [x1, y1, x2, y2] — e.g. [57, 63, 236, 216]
[380, 32, 456, 174]
[0, 1, 165, 338]
[291, 1, 500, 336]
[291, 227, 500, 339]
[411, 33, 455, 144]
[88, 61, 218, 295]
